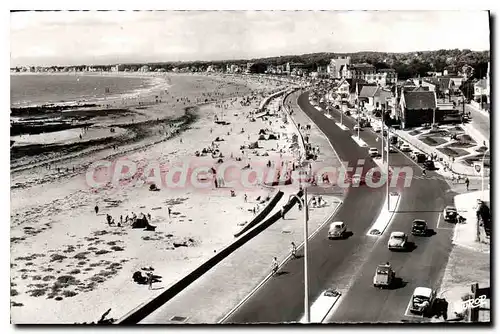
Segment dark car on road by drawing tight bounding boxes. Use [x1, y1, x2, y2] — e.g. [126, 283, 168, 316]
[414, 153, 427, 163]
[411, 219, 427, 236]
[423, 160, 435, 170]
[443, 206, 458, 223]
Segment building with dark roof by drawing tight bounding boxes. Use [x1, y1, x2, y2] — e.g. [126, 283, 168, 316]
[399, 91, 438, 128]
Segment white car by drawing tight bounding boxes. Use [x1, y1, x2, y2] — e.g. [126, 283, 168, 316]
[353, 124, 361, 131]
[388, 231, 407, 251]
[368, 147, 379, 157]
[400, 143, 411, 152]
[328, 221, 347, 239]
[410, 150, 420, 159]
[373, 125, 381, 133]
[409, 287, 436, 315]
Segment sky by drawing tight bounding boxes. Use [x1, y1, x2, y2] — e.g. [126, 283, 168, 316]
[10, 10, 491, 67]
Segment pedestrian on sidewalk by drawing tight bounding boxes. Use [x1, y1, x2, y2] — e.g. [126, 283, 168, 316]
[465, 177, 470, 191]
[291, 242, 297, 259]
[94, 205, 99, 215]
[272, 257, 279, 276]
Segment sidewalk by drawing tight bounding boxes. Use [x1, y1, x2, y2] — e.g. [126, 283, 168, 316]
[432, 190, 491, 323]
[141, 194, 342, 324]
[453, 190, 490, 252]
[467, 102, 490, 119]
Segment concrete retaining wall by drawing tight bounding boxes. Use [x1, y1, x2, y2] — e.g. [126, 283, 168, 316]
[233, 190, 284, 237]
[117, 189, 304, 324]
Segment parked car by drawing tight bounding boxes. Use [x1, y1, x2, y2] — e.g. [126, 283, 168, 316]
[368, 147, 379, 157]
[388, 231, 407, 251]
[400, 143, 411, 152]
[409, 287, 436, 315]
[411, 219, 428, 236]
[373, 125, 381, 133]
[328, 221, 347, 239]
[389, 145, 397, 153]
[373, 263, 396, 288]
[423, 160, 435, 170]
[414, 153, 427, 163]
[443, 206, 458, 222]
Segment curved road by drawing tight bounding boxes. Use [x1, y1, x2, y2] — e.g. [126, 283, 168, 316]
[223, 91, 454, 323]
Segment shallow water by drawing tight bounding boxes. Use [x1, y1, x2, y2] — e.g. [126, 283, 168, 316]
[10, 74, 156, 107]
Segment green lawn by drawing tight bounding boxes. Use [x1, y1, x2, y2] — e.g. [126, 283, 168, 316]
[437, 147, 470, 158]
[421, 136, 448, 146]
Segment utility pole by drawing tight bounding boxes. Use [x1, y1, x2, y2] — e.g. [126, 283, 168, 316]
[387, 125, 390, 210]
[303, 188, 310, 323]
[482, 148, 489, 201]
[381, 109, 384, 163]
[357, 113, 360, 139]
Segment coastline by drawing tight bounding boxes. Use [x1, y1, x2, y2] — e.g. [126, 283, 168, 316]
[10, 72, 171, 109]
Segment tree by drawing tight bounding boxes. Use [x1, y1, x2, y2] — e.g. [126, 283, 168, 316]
[249, 62, 267, 74]
[460, 80, 475, 101]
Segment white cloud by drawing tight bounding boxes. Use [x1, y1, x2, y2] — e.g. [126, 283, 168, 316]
[10, 10, 490, 66]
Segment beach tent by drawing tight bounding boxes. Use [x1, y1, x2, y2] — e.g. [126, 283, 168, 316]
[132, 217, 149, 229]
[248, 141, 259, 149]
[268, 134, 277, 140]
[259, 129, 267, 135]
[258, 135, 266, 140]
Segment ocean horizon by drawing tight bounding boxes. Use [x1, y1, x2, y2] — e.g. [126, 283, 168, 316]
[10, 73, 159, 108]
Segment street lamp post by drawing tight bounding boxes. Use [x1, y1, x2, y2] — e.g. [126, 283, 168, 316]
[481, 147, 489, 201]
[340, 105, 343, 125]
[386, 126, 390, 211]
[357, 113, 360, 139]
[288, 187, 313, 323]
[381, 109, 384, 163]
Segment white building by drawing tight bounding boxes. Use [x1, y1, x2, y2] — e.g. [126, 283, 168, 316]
[329, 56, 351, 79]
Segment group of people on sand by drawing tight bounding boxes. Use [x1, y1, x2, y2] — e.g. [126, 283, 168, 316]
[94, 205, 173, 227]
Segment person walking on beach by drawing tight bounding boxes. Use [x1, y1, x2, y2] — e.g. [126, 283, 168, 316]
[465, 177, 470, 191]
[147, 272, 153, 290]
[95, 205, 99, 215]
[281, 207, 286, 220]
[168, 207, 172, 218]
[244, 194, 248, 203]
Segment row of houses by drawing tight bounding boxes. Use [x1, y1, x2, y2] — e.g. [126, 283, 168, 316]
[331, 72, 467, 129]
[328, 56, 397, 86]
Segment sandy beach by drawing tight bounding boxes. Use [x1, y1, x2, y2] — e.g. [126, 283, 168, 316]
[10, 73, 300, 323]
